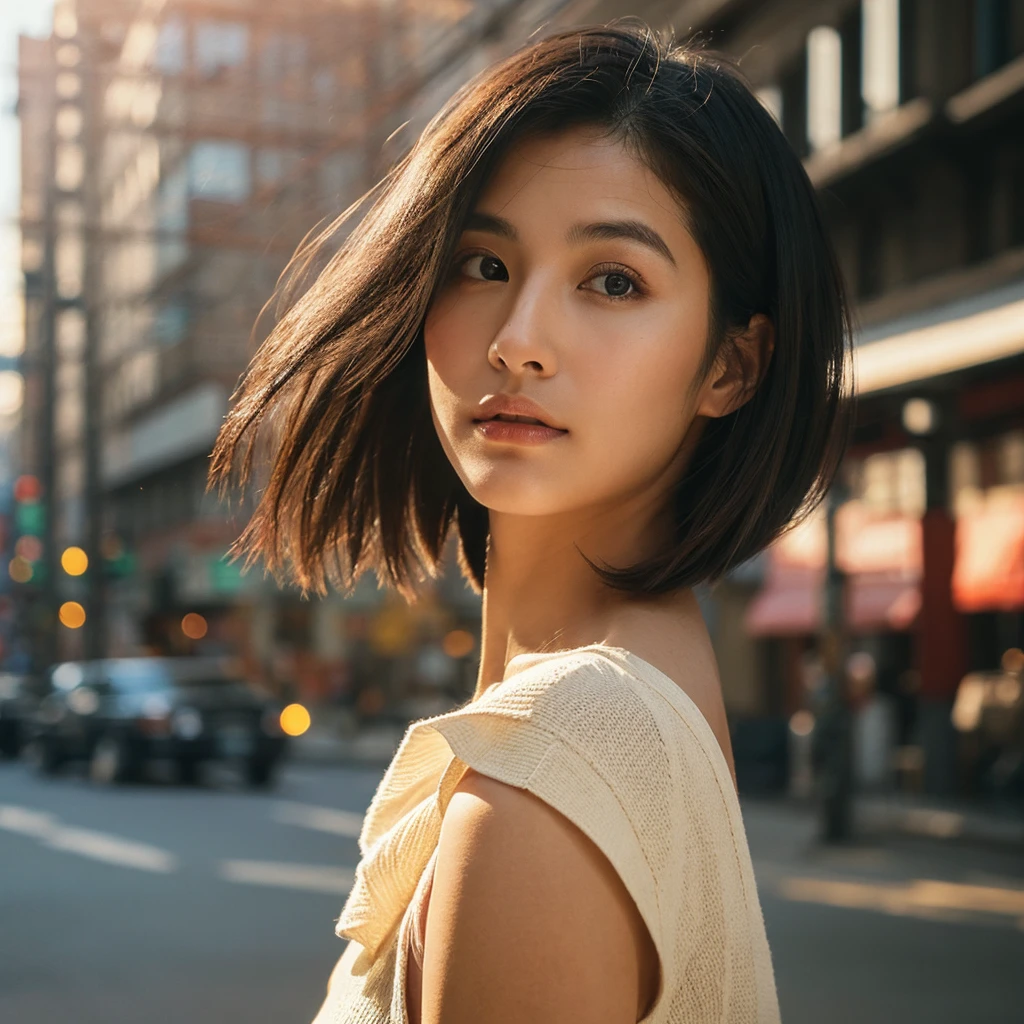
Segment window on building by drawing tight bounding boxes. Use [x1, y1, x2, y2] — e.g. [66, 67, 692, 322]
[194, 20, 248, 77]
[312, 68, 335, 100]
[153, 302, 189, 347]
[780, 53, 809, 157]
[997, 430, 1024, 485]
[259, 33, 308, 82]
[188, 141, 251, 202]
[256, 148, 301, 186]
[807, 26, 842, 152]
[862, 0, 901, 121]
[838, 6, 864, 136]
[153, 17, 186, 74]
[857, 447, 926, 517]
[155, 164, 188, 275]
[973, 0, 1014, 78]
[319, 152, 361, 205]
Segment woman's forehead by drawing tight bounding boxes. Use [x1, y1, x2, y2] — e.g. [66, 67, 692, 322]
[469, 129, 695, 254]
[473, 130, 688, 230]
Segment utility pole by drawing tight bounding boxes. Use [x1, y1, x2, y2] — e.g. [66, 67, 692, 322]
[34, 36, 60, 675]
[815, 474, 854, 842]
[79, 26, 106, 660]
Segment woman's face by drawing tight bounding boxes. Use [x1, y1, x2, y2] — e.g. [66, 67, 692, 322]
[424, 127, 718, 520]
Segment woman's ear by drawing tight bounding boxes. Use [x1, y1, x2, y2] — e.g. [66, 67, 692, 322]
[695, 313, 775, 420]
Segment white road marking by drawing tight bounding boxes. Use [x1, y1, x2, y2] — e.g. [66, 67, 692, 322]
[273, 801, 364, 837]
[0, 805, 56, 838]
[0, 804, 178, 873]
[220, 859, 355, 894]
[46, 826, 178, 873]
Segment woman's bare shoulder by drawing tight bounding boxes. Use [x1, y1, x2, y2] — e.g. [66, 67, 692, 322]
[420, 768, 658, 1024]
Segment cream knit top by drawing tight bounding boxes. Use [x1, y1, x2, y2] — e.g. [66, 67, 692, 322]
[311, 643, 781, 1024]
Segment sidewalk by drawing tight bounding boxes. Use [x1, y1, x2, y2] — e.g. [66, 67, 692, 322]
[746, 790, 1024, 851]
[855, 792, 1024, 848]
[290, 709, 404, 767]
[292, 714, 1024, 849]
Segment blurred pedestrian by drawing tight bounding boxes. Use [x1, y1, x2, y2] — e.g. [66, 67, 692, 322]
[210, 22, 852, 1024]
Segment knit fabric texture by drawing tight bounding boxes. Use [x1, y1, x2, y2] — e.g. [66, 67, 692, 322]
[310, 643, 781, 1024]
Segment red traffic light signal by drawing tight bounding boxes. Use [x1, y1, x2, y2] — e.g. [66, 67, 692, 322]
[14, 475, 42, 503]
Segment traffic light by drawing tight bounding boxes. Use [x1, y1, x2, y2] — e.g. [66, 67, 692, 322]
[11, 475, 46, 585]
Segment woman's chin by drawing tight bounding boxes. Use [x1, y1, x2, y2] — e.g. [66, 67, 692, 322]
[463, 477, 576, 518]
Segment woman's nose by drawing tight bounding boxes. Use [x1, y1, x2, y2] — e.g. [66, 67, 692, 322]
[486, 277, 560, 376]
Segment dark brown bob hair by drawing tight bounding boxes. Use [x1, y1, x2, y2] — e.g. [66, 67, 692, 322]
[209, 22, 854, 602]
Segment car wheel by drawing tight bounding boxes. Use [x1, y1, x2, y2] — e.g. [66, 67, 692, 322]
[0, 729, 21, 759]
[244, 757, 276, 789]
[176, 757, 201, 786]
[31, 736, 64, 776]
[90, 733, 140, 785]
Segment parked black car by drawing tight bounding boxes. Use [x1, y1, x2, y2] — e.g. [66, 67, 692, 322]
[0, 672, 41, 758]
[30, 656, 290, 787]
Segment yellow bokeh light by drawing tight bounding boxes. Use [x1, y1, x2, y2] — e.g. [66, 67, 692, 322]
[279, 703, 311, 737]
[59, 601, 86, 629]
[61, 546, 88, 576]
[181, 612, 208, 639]
[442, 628, 475, 659]
[9, 557, 33, 583]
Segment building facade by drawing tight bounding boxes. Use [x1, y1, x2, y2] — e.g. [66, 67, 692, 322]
[658, 0, 1024, 798]
[16, 1, 1024, 794]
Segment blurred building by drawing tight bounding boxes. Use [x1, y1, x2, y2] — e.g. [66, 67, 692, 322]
[16, 0, 1024, 789]
[15, 0, 538, 713]
[639, 0, 1024, 799]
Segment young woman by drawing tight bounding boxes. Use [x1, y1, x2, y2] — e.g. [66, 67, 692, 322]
[210, 23, 852, 1024]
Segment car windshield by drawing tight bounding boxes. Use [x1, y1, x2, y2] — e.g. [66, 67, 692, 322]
[0, 674, 26, 699]
[104, 661, 248, 694]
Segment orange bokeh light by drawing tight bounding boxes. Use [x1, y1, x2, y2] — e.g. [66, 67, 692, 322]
[61, 546, 88, 576]
[442, 628, 475, 659]
[181, 612, 208, 639]
[279, 703, 311, 737]
[59, 601, 86, 629]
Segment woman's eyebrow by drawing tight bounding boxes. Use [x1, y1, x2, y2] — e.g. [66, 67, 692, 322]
[566, 220, 677, 266]
[464, 211, 518, 239]
[463, 212, 677, 268]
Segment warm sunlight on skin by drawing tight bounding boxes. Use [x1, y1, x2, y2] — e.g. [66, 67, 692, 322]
[424, 127, 720, 526]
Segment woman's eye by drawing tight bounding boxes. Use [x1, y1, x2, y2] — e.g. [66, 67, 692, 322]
[460, 254, 508, 282]
[588, 271, 637, 298]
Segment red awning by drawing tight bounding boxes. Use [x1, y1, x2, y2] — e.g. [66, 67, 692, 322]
[744, 567, 922, 637]
[745, 504, 928, 637]
[744, 568, 822, 637]
[953, 497, 1024, 612]
[845, 572, 922, 633]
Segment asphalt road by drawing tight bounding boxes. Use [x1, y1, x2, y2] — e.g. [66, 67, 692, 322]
[2, 756, 1022, 1024]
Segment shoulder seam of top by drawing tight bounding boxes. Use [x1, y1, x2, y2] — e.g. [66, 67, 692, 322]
[606, 651, 757, 914]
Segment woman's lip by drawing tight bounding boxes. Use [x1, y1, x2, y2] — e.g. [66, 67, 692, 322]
[473, 419, 568, 444]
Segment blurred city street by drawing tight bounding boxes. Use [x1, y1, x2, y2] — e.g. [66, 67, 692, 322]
[0, 0, 1022, 1019]
[3, 754, 1022, 1024]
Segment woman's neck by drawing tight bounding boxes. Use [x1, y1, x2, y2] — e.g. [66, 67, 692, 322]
[473, 502, 680, 698]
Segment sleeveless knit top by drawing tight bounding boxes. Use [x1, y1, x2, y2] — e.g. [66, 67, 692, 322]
[310, 643, 781, 1024]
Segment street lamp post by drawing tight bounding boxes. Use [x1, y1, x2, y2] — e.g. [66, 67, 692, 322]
[815, 475, 854, 842]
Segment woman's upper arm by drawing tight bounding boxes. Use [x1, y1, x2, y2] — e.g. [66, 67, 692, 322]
[420, 768, 659, 1024]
